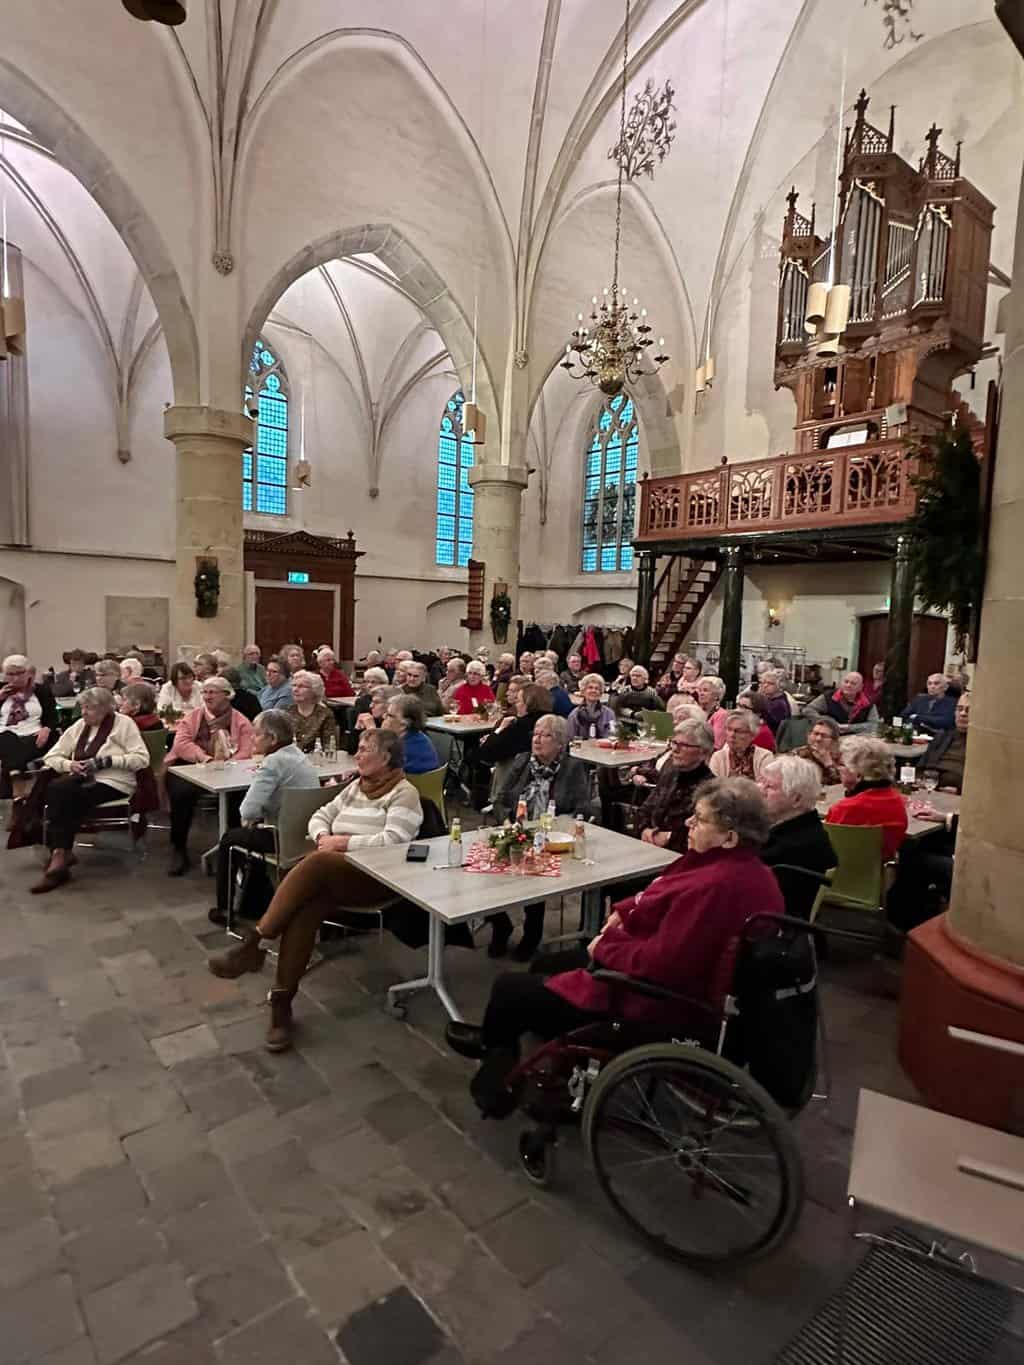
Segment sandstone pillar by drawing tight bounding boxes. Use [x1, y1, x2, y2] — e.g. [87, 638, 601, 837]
[468, 462, 530, 653]
[164, 405, 253, 659]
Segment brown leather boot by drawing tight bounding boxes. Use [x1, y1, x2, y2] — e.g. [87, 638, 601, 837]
[265, 989, 295, 1052]
[208, 929, 265, 979]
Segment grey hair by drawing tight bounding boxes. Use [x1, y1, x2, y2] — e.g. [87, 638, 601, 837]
[699, 675, 727, 699]
[361, 726, 405, 770]
[120, 680, 156, 715]
[291, 669, 325, 700]
[671, 702, 707, 725]
[78, 686, 116, 713]
[201, 674, 234, 699]
[448, 657, 467, 674]
[267, 654, 291, 679]
[839, 735, 893, 782]
[580, 672, 605, 690]
[94, 657, 120, 678]
[465, 659, 487, 678]
[762, 755, 822, 813]
[2, 653, 30, 671]
[371, 684, 401, 705]
[808, 714, 841, 741]
[254, 708, 295, 749]
[534, 713, 569, 749]
[760, 667, 782, 685]
[389, 692, 426, 732]
[120, 657, 144, 677]
[725, 707, 760, 738]
[674, 717, 715, 753]
[694, 776, 772, 848]
[363, 667, 389, 685]
[628, 664, 650, 685]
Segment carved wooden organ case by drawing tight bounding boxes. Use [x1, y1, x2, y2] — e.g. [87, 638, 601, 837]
[775, 91, 993, 456]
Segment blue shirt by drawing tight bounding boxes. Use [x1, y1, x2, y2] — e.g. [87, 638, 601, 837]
[239, 743, 320, 823]
[549, 686, 574, 718]
[402, 729, 440, 775]
[900, 692, 956, 732]
[258, 680, 293, 711]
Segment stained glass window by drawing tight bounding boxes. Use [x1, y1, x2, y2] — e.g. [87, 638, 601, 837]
[435, 390, 475, 567]
[581, 393, 639, 572]
[243, 339, 289, 516]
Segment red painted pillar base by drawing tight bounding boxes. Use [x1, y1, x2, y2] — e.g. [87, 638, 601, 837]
[899, 914, 1024, 1133]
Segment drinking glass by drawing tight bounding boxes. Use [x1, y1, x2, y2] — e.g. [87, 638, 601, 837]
[921, 768, 939, 794]
[324, 734, 337, 762]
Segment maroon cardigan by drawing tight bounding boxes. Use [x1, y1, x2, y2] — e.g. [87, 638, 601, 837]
[546, 845, 784, 1027]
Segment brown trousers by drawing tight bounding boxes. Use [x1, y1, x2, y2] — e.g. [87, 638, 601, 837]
[256, 850, 389, 990]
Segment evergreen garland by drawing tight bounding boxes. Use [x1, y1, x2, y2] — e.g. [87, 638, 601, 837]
[906, 425, 984, 651]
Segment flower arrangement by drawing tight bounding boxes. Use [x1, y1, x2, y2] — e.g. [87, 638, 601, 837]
[194, 561, 220, 618]
[613, 714, 641, 748]
[490, 590, 512, 644]
[488, 821, 533, 861]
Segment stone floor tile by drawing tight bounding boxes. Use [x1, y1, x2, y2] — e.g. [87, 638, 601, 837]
[289, 1227, 401, 1332]
[309, 1122, 401, 1188]
[338, 1164, 434, 1240]
[122, 1113, 207, 1174]
[283, 1094, 366, 1149]
[243, 1171, 356, 1257]
[382, 1207, 471, 1298]
[0, 1215, 64, 1291]
[82, 1262, 197, 1365]
[428, 1247, 538, 1360]
[0, 1271, 85, 1363]
[27, 1090, 111, 1140]
[362, 1090, 440, 1144]
[165, 1051, 244, 1095]
[532, 1247, 651, 1354]
[204, 1105, 289, 1164]
[75, 1010, 154, 1072]
[140, 1149, 229, 1217]
[7, 1034, 83, 1082]
[32, 1126, 125, 1188]
[150, 1024, 220, 1069]
[209, 1012, 271, 1056]
[336, 1285, 450, 1365]
[437, 1156, 527, 1231]
[493, 1318, 582, 1365]
[51, 1161, 148, 1233]
[593, 1312, 712, 1365]
[116, 1317, 217, 1365]
[37, 1339, 98, 1365]
[395, 1122, 479, 1186]
[191, 1240, 294, 1338]
[161, 1192, 263, 1275]
[477, 1200, 582, 1286]
[234, 1048, 330, 1115]
[19, 1061, 93, 1111]
[183, 1074, 265, 1131]
[101, 1074, 189, 1139]
[215, 1298, 340, 1365]
[65, 1212, 166, 1294]
[0, 1130, 34, 1178]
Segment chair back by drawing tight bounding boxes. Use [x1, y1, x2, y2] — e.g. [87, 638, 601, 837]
[488, 757, 518, 807]
[407, 766, 447, 824]
[641, 709, 675, 741]
[429, 730, 453, 767]
[815, 825, 884, 914]
[276, 785, 337, 869]
[143, 731, 168, 769]
[776, 716, 810, 753]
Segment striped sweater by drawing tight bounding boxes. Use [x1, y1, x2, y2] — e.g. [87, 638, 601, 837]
[307, 777, 422, 849]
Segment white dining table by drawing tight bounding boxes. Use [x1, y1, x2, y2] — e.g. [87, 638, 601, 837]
[570, 738, 667, 769]
[344, 824, 678, 1021]
[818, 783, 960, 840]
[425, 716, 497, 738]
[168, 754, 356, 837]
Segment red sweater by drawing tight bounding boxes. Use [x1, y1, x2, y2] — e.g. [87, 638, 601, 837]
[454, 681, 495, 715]
[547, 846, 783, 1028]
[826, 783, 908, 861]
[321, 666, 354, 699]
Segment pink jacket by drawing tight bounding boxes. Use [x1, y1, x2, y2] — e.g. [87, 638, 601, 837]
[168, 707, 254, 765]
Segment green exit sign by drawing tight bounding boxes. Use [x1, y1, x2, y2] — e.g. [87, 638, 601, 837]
[287, 571, 310, 584]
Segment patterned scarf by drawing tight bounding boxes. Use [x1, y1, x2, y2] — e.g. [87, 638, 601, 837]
[0, 670, 35, 727]
[73, 712, 115, 762]
[520, 755, 560, 819]
[359, 766, 405, 801]
[727, 744, 755, 779]
[196, 706, 233, 756]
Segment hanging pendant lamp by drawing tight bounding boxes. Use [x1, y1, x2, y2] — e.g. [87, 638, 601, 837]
[122, 0, 188, 25]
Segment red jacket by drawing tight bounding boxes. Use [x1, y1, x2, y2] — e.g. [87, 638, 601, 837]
[454, 681, 495, 715]
[167, 707, 254, 765]
[825, 783, 908, 861]
[321, 666, 354, 699]
[546, 846, 783, 1028]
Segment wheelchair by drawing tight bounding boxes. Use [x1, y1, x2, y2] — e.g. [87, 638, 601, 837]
[497, 907, 824, 1268]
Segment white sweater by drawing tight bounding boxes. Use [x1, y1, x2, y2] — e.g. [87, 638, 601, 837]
[157, 681, 202, 713]
[307, 777, 422, 849]
[44, 713, 150, 796]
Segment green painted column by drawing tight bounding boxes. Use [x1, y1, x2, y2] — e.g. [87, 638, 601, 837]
[718, 545, 744, 703]
[882, 533, 914, 720]
[635, 551, 656, 667]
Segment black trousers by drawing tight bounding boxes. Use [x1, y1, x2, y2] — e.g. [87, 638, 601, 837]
[481, 949, 601, 1053]
[44, 776, 124, 850]
[488, 902, 545, 947]
[0, 732, 47, 795]
[167, 773, 241, 853]
[216, 825, 276, 912]
[886, 828, 955, 933]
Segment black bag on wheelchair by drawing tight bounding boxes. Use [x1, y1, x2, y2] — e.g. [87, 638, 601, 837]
[729, 926, 817, 1111]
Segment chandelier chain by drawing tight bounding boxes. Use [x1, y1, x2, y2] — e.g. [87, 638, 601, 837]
[612, 0, 630, 298]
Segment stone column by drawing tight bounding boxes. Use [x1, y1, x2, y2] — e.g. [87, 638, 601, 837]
[718, 546, 744, 702]
[634, 550, 656, 667]
[881, 533, 914, 719]
[164, 406, 253, 659]
[468, 462, 530, 652]
[897, 160, 1024, 1132]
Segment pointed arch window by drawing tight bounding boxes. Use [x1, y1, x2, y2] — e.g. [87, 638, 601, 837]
[243, 339, 289, 515]
[581, 393, 639, 572]
[435, 389, 475, 567]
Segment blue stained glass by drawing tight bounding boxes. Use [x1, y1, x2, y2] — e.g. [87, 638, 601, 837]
[257, 484, 286, 515]
[257, 455, 286, 485]
[457, 543, 472, 568]
[437, 489, 456, 515]
[620, 546, 634, 570]
[438, 464, 456, 490]
[621, 398, 634, 422]
[259, 395, 287, 429]
[460, 443, 475, 467]
[585, 478, 600, 499]
[582, 547, 598, 571]
[611, 394, 624, 412]
[439, 435, 457, 464]
[436, 540, 455, 565]
[437, 515, 456, 540]
[257, 425, 287, 457]
[581, 392, 641, 573]
[459, 493, 474, 518]
[436, 390, 474, 566]
[243, 483, 253, 511]
[242, 451, 253, 479]
[599, 408, 613, 432]
[264, 373, 281, 393]
[601, 545, 618, 570]
[242, 339, 289, 514]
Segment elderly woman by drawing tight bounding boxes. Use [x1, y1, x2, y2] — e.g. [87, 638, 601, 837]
[208, 710, 320, 924]
[805, 670, 878, 731]
[208, 729, 422, 1050]
[192, 653, 218, 682]
[608, 657, 634, 695]
[402, 661, 443, 718]
[280, 644, 306, 674]
[757, 754, 836, 919]
[655, 654, 689, 702]
[609, 664, 663, 719]
[534, 668, 574, 719]
[120, 657, 144, 686]
[158, 662, 202, 716]
[517, 651, 536, 678]
[710, 709, 773, 782]
[695, 675, 729, 748]
[0, 654, 59, 796]
[635, 718, 715, 852]
[453, 660, 496, 715]
[31, 687, 148, 893]
[477, 681, 552, 767]
[118, 681, 164, 732]
[794, 716, 842, 786]
[316, 647, 354, 700]
[437, 657, 467, 706]
[285, 670, 338, 754]
[221, 668, 261, 721]
[93, 658, 122, 693]
[826, 735, 907, 860]
[237, 644, 267, 695]
[165, 675, 255, 875]
[383, 694, 440, 774]
[52, 649, 95, 698]
[736, 691, 777, 750]
[666, 663, 704, 719]
[488, 714, 592, 960]
[755, 668, 792, 734]
[567, 673, 615, 740]
[351, 684, 398, 752]
[258, 656, 293, 710]
[447, 777, 784, 1113]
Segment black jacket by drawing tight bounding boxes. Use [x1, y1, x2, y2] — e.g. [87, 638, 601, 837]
[610, 687, 664, 719]
[760, 811, 836, 920]
[52, 668, 95, 698]
[493, 751, 594, 822]
[230, 691, 261, 723]
[477, 711, 540, 767]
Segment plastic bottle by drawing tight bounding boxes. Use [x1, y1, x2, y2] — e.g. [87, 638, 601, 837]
[589, 723, 597, 741]
[515, 797, 528, 826]
[448, 817, 463, 867]
[572, 815, 587, 861]
[313, 738, 324, 766]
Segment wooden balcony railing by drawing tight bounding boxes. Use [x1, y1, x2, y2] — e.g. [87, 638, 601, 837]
[636, 440, 918, 543]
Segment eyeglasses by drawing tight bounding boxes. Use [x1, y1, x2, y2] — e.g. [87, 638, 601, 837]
[671, 740, 706, 751]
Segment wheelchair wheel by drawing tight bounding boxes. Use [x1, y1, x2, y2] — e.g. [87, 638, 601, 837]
[582, 1043, 802, 1266]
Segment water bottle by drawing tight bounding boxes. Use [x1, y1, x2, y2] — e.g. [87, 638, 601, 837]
[572, 815, 587, 861]
[313, 738, 323, 766]
[448, 817, 463, 867]
[589, 723, 597, 740]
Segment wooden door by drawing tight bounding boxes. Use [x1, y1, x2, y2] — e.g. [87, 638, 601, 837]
[858, 611, 948, 697]
[255, 586, 334, 658]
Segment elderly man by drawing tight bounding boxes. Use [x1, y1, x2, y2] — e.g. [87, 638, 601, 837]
[757, 668, 792, 735]
[805, 670, 878, 731]
[438, 656, 467, 706]
[757, 755, 836, 919]
[610, 664, 663, 719]
[493, 652, 516, 689]
[900, 673, 956, 734]
[634, 718, 715, 852]
[119, 657, 145, 686]
[560, 652, 584, 694]
[237, 644, 267, 694]
[402, 660, 443, 718]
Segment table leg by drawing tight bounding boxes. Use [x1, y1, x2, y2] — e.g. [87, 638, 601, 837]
[386, 913, 464, 1022]
[581, 887, 603, 935]
[200, 791, 230, 875]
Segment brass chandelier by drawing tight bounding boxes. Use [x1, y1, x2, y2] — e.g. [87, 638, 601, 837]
[561, 0, 668, 396]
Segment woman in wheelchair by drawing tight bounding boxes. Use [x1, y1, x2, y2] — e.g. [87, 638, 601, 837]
[447, 777, 784, 1115]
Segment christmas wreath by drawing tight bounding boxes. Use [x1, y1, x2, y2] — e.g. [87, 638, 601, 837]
[194, 563, 220, 618]
[490, 590, 512, 643]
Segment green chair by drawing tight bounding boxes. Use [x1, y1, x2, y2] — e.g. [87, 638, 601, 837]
[407, 765, 447, 825]
[777, 716, 810, 752]
[640, 709, 676, 741]
[812, 824, 889, 942]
